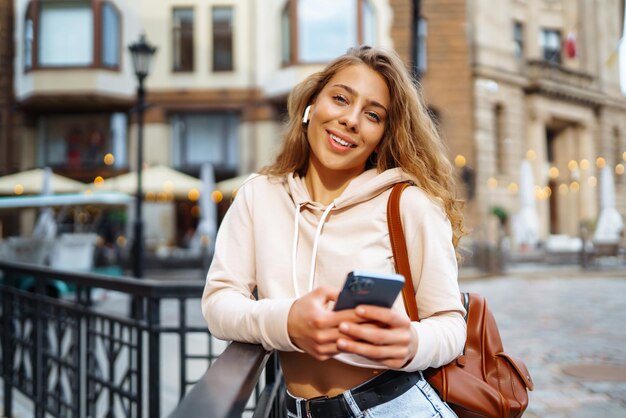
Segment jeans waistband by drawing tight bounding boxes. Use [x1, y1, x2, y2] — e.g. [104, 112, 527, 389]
[285, 370, 422, 418]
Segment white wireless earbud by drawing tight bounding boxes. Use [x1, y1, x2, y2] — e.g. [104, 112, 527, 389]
[302, 105, 312, 124]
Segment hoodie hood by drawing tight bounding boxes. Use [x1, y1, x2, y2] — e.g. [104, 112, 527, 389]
[286, 168, 415, 210]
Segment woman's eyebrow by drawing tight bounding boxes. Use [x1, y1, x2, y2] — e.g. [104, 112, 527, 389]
[331, 84, 388, 113]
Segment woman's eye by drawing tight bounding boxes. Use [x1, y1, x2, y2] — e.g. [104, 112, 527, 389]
[366, 111, 381, 122]
[333, 95, 348, 104]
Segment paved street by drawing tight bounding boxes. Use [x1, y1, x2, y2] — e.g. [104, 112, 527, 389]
[459, 266, 626, 418]
[2, 265, 625, 417]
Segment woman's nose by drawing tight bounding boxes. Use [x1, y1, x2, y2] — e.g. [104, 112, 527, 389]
[339, 108, 359, 133]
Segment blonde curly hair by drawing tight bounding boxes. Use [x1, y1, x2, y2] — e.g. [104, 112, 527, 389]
[261, 46, 465, 250]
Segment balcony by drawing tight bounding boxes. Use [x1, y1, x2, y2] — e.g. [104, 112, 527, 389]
[524, 60, 604, 107]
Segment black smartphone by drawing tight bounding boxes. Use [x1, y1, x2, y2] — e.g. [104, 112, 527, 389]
[333, 271, 405, 311]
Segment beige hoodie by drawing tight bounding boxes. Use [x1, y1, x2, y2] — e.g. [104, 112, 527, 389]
[202, 168, 466, 372]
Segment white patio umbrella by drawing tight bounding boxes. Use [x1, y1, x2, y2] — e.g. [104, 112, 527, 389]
[32, 167, 58, 239]
[90, 165, 202, 199]
[511, 160, 540, 249]
[0, 168, 86, 195]
[594, 166, 624, 243]
[191, 163, 217, 253]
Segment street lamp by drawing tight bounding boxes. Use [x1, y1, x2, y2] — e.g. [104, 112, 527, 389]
[128, 33, 157, 279]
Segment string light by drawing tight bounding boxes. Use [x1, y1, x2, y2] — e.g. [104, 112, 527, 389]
[616, 164, 625, 175]
[507, 183, 518, 193]
[103, 153, 115, 165]
[549, 167, 559, 179]
[526, 149, 537, 160]
[579, 159, 590, 170]
[454, 155, 466, 168]
[14, 184, 24, 195]
[211, 190, 224, 203]
[567, 160, 578, 171]
[596, 157, 606, 168]
[570, 181, 580, 192]
[487, 177, 498, 189]
[587, 176, 597, 187]
[94, 176, 104, 187]
[558, 184, 569, 195]
[188, 188, 200, 201]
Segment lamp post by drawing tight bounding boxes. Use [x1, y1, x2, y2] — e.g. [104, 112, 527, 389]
[128, 34, 157, 279]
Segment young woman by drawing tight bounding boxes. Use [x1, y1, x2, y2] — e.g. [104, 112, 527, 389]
[202, 46, 466, 418]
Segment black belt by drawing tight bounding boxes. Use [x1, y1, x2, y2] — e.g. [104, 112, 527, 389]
[285, 370, 421, 418]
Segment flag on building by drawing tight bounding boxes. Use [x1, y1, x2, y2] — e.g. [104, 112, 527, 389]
[564, 32, 577, 59]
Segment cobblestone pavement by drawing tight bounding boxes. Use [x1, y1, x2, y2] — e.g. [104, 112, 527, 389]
[459, 266, 626, 418]
[2, 266, 625, 417]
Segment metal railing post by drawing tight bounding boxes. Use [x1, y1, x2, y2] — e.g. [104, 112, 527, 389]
[147, 297, 161, 418]
[2, 270, 15, 418]
[33, 275, 45, 418]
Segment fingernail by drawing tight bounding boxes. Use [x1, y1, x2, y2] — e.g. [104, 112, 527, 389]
[339, 323, 349, 331]
[337, 339, 347, 348]
[356, 307, 365, 315]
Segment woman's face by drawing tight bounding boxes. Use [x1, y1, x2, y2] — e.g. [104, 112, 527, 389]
[306, 64, 390, 180]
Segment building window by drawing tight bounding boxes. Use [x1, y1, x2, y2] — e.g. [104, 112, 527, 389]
[24, 18, 34, 69]
[362, 0, 376, 46]
[173, 8, 194, 72]
[415, 17, 427, 74]
[541, 28, 562, 64]
[39, 1, 93, 66]
[513, 21, 524, 59]
[212, 6, 234, 72]
[101, 2, 120, 68]
[23, 0, 121, 70]
[281, 3, 292, 64]
[283, 0, 376, 64]
[172, 113, 239, 178]
[494, 104, 506, 174]
[37, 113, 127, 169]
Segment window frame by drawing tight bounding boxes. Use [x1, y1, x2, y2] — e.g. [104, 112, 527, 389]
[281, 0, 377, 66]
[172, 6, 195, 72]
[211, 5, 235, 72]
[23, 0, 122, 72]
[513, 21, 524, 60]
[540, 28, 562, 65]
[171, 112, 240, 178]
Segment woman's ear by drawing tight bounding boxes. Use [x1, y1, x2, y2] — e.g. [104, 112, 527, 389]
[302, 105, 312, 125]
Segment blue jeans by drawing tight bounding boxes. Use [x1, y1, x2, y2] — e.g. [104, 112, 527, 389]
[286, 372, 458, 418]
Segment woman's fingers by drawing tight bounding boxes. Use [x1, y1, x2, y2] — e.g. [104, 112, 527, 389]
[336, 305, 417, 367]
[287, 285, 363, 359]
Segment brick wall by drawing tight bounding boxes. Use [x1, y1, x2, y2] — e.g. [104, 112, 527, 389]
[0, 0, 15, 175]
[418, 0, 474, 165]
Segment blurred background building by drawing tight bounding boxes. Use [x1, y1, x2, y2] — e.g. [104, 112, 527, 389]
[0, 0, 625, 253]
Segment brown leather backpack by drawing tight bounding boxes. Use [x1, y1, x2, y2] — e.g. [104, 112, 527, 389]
[387, 183, 534, 418]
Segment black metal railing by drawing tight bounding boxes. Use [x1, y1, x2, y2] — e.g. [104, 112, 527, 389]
[169, 343, 286, 418]
[0, 259, 225, 418]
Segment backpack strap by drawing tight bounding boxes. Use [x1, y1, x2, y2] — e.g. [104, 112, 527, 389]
[386, 182, 420, 321]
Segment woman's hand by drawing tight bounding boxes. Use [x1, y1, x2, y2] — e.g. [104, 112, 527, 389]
[336, 305, 417, 369]
[287, 285, 362, 361]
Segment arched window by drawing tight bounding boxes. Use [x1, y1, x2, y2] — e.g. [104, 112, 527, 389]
[282, 0, 377, 65]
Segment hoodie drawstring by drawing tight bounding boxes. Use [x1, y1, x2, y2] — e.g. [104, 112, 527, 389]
[308, 204, 334, 294]
[291, 203, 335, 298]
[291, 203, 302, 298]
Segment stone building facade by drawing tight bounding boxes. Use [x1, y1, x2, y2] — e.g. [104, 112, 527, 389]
[415, 0, 626, 244]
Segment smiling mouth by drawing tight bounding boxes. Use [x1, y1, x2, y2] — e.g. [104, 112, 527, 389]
[329, 133, 356, 148]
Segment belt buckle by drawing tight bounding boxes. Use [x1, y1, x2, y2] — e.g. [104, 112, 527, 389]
[304, 395, 328, 418]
